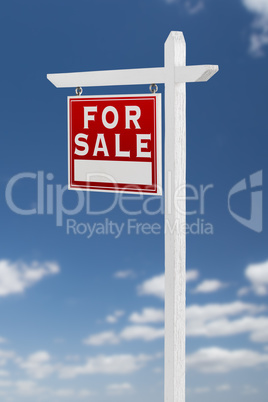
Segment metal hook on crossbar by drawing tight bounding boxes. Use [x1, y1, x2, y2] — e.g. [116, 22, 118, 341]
[75, 86, 83, 96]
[149, 83, 158, 93]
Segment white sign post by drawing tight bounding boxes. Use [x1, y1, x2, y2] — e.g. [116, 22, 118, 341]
[47, 31, 218, 402]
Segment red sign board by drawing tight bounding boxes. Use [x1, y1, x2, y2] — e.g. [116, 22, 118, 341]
[68, 94, 162, 195]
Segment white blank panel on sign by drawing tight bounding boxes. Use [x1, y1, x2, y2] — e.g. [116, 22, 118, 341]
[74, 160, 152, 185]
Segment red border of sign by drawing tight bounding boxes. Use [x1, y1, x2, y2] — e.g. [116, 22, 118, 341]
[68, 94, 162, 195]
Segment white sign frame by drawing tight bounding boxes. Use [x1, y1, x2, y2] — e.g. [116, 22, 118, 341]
[67, 93, 162, 195]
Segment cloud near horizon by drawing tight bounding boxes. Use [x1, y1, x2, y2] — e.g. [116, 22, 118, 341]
[187, 346, 268, 372]
[0, 347, 157, 382]
[192, 279, 228, 294]
[187, 301, 268, 342]
[0, 260, 60, 297]
[83, 325, 164, 345]
[137, 269, 199, 299]
[84, 300, 268, 345]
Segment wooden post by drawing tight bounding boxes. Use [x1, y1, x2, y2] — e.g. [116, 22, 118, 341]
[164, 32, 186, 402]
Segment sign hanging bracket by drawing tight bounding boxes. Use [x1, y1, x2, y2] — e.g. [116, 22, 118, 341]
[75, 86, 83, 96]
[149, 83, 158, 93]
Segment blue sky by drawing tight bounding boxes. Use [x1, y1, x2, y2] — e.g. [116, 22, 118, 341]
[0, 0, 268, 401]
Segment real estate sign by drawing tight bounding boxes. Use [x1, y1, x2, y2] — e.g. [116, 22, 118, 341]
[68, 94, 162, 194]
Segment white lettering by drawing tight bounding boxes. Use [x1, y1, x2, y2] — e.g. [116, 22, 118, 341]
[115, 134, 130, 157]
[125, 106, 141, 129]
[102, 106, 118, 129]
[84, 107, 97, 129]
[136, 134, 151, 158]
[74, 133, 89, 156]
[93, 134, 109, 156]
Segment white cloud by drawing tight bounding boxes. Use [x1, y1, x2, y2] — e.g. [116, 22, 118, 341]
[107, 382, 133, 395]
[0, 371, 9, 378]
[59, 354, 152, 378]
[0, 380, 12, 387]
[0, 379, 47, 397]
[250, 323, 268, 342]
[15, 380, 47, 396]
[245, 260, 268, 295]
[0, 347, 156, 385]
[237, 286, 251, 297]
[186, 269, 199, 282]
[65, 355, 80, 362]
[138, 270, 199, 299]
[243, 0, 268, 15]
[184, 0, 205, 14]
[186, 301, 268, 342]
[129, 308, 164, 324]
[78, 389, 94, 398]
[0, 338, 7, 344]
[0, 260, 60, 297]
[216, 384, 231, 392]
[187, 301, 264, 323]
[164, 0, 205, 15]
[113, 270, 135, 279]
[0, 377, 94, 399]
[138, 274, 164, 299]
[54, 388, 94, 398]
[189, 315, 268, 341]
[55, 388, 75, 398]
[0, 350, 16, 367]
[18, 351, 55, 379]
[153, 366, 163, 373]
[120, 325, 164, 342]
[194, 387, 211, 394]
[249, 31, 268, 56]
[187, 346, 268, 372]
[242, 384, 259, 394]
[242, 0, 268, 56]
[84, 324, 164, 345]
[83, 331, 120, 346]
[192, 279, 227, 293]
[106, 310, 125, 324]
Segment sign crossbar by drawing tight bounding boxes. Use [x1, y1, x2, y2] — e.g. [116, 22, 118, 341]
[47, 65, 218, 88]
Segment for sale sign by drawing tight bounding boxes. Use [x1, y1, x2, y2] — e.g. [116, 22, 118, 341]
[68, 94, 162, 194]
